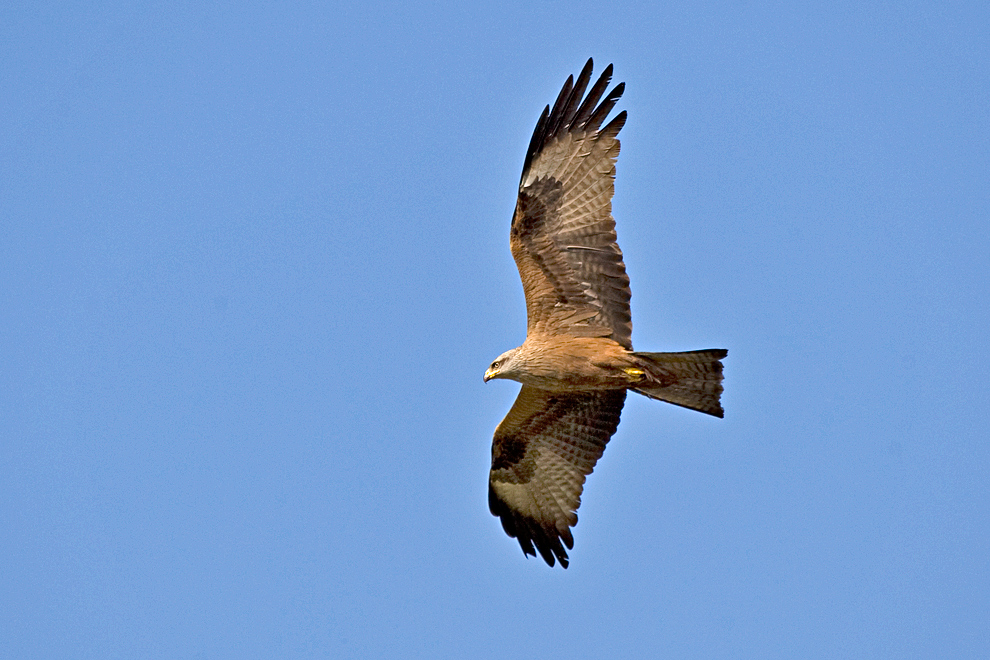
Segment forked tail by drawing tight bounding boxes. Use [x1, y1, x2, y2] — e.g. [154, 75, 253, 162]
[632, 349, 728, 418]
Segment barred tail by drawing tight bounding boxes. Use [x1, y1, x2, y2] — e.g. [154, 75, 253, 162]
[632, 349, 727, 418]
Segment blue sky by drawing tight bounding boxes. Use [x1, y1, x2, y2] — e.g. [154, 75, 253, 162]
[2, 1, 988, 658]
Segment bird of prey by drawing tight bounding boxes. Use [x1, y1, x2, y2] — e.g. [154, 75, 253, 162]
[484, 59, 727, 568]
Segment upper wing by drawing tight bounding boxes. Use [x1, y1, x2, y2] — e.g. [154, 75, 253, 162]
[488, 385, 626, 567]
[511, 58, 633, 349]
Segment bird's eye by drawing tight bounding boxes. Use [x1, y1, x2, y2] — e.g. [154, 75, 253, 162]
[491, 360, 500, 370]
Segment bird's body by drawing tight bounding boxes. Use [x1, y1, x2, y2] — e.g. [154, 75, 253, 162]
[485, 59, 727, 568]
[487, 335, 639, 392]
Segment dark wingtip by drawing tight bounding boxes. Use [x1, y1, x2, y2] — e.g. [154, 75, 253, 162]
[490, 484, 573, 568]
[520, 60, 625, 185]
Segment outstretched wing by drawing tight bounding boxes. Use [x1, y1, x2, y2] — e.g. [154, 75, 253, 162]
[511, 58, 633, 349]
[489, 386, 626, 567]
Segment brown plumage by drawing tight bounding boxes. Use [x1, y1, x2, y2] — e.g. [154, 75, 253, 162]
[485, 59, 727, 568]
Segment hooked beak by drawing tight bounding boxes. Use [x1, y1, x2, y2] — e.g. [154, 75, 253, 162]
[484, 367, 497, 382]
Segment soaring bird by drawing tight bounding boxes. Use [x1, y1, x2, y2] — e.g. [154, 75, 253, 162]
[485, 59, 727, 568]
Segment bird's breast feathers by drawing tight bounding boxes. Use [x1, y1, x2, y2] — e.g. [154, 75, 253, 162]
[507, 336, 639, 391]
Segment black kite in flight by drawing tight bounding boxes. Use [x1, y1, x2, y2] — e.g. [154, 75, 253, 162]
[484, 59, 727, 568]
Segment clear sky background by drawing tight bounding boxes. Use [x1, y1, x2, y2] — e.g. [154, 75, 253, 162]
[3, 1, 988, 658]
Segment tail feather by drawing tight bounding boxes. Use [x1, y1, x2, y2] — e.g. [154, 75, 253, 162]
[632, 349, 727, 418]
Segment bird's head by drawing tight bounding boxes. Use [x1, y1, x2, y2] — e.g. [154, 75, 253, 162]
[484, 348, 521, 382]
